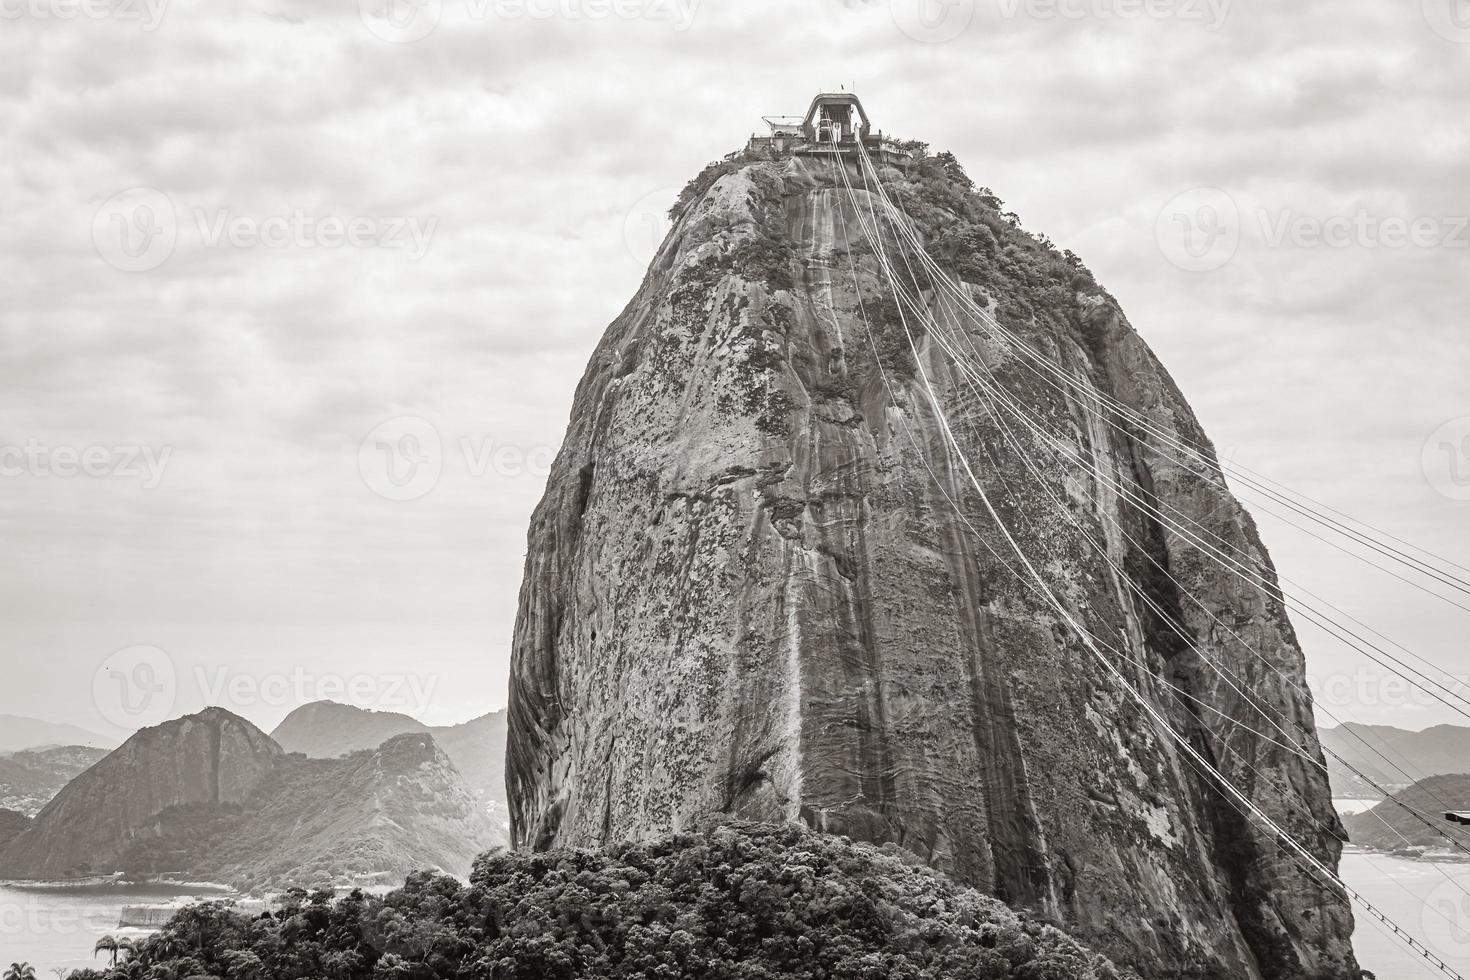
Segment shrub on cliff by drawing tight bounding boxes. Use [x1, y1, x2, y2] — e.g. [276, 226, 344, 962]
[85, 823, 1132, 980]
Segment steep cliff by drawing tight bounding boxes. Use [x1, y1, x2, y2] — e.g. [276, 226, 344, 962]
[506, 149, 1356, 978]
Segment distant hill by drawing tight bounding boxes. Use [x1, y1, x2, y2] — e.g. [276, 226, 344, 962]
[426, 711, 507, 808]
[0, 714, 116, 753]
[270, 702, 429, 759]
[0, 707, 505, 890]
[1341, 773, 1470, 854]
[1321, 723, 1470, 798]
[0, 745, 110, 815]
[118, 732, 503, 891]
[271, 701, 508, 816]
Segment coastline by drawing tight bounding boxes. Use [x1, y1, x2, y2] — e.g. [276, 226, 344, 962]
[0, 874, 238, 893]
[1340, 842, 1470, 865]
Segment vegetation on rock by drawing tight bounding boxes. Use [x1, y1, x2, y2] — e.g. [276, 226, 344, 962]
[71, 824, 1131, 980]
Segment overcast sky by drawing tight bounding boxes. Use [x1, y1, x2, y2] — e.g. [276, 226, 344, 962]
[2, 0, 1467, 740]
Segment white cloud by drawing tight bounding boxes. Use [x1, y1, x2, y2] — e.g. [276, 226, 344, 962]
[1, 0, 1466, 731]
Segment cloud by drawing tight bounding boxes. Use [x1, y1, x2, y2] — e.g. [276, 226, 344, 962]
[1, 0, 1466, 731]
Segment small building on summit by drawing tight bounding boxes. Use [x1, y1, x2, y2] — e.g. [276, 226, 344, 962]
[746, 91, 913, 165]
[803, 92, 870, 143]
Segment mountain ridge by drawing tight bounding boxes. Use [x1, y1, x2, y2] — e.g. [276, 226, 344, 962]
[0, 713, 116, 753]
[0, 707, 504, 889]
[1321, 722, 1470, 798]
[271, 700, 508, 825]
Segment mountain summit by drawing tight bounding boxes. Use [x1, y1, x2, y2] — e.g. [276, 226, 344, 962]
[0, 707, 503, 888]
[506, 101, 1356, 979]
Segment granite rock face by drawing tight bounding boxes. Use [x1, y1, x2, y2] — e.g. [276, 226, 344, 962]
[506, 152, 1357, 979]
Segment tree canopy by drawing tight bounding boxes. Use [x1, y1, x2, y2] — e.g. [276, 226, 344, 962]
[70, 823, 1131, 980]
